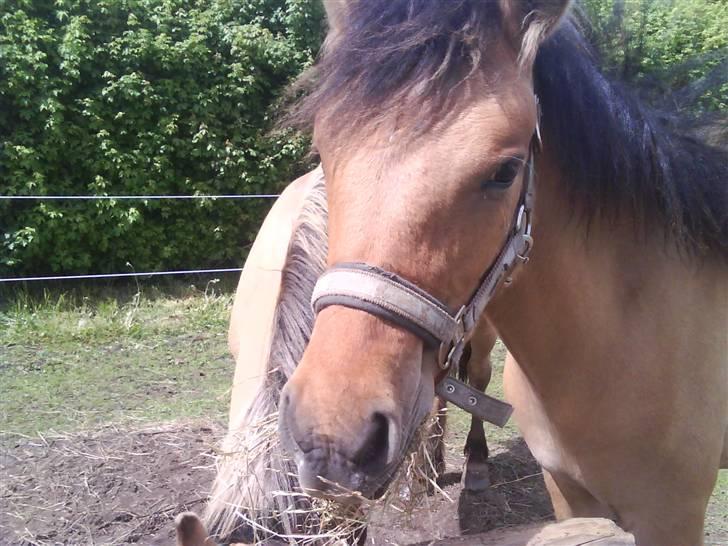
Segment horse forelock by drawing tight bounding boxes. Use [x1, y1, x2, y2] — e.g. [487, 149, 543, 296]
[288, 0, 505, 136]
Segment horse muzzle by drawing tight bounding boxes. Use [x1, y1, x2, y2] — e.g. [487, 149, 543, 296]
[278, 386, 402, 500]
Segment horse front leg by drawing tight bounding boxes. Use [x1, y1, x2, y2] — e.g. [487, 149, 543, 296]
[461, 320, 497, 492]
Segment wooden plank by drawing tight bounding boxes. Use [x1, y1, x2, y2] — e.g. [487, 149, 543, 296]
[413, 518, 634, 546]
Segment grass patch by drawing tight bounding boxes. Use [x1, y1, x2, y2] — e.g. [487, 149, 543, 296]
[706, 470, 728, 543]
[0, 280, 235, 434]
[446, 341, 521, 450]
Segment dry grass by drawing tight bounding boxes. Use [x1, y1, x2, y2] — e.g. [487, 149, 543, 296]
[206, 409, 449, 545]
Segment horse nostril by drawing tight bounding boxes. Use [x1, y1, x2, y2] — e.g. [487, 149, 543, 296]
[353, 412, 398, 473]
[278, 386, 308, 455]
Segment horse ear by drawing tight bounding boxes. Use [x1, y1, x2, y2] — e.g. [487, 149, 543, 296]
[175, 512, 216, 546]
[500, 0, 571, 65]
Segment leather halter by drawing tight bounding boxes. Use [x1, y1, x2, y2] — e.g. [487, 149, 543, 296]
[310, 142, 537, 427]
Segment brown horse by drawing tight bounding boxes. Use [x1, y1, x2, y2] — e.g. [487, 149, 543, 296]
[276, 1, 728, 545]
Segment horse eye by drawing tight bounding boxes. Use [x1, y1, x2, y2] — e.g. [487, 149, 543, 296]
[480, 159, 523, 191]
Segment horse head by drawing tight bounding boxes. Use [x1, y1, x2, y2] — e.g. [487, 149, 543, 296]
[278, 0, 570, 500]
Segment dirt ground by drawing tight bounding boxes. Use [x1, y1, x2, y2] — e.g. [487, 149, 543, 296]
[0, 421, 221, 546]
[368, 436, 553, 545]
[0, 420, 554, 546]
[2, 419, 725, 546]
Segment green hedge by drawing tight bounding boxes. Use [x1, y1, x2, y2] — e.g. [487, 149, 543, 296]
[2, 1, 724, 277]
[1, 0, 324, 276]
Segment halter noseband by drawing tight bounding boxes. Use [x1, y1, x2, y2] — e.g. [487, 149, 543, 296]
[310, 141, 537, 427]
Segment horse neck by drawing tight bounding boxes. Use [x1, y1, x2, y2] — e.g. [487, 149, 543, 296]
[484, 148, 726, 400]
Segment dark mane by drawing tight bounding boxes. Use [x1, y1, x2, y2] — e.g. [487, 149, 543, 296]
[292, 1, 728, 261]
[535, 22, 728, 260]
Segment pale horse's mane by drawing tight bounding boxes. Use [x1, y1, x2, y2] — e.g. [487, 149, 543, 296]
[205, 176, 329, 543]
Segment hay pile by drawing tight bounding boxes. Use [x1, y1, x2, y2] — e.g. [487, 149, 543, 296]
[205, 409, 448, 545]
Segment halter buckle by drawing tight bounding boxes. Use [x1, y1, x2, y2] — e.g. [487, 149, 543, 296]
[518, 233, 534, 263]
[515, 204, 526, 232]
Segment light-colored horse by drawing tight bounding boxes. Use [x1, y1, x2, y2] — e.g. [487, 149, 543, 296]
[226, 169, 320, 432]
[274, 1, 728, 545]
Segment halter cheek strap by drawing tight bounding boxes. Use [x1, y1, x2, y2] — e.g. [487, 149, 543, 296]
[310, 151, 536, 427]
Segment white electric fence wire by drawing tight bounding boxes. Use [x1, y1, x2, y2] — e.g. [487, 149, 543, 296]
[0, 193, 281, 283]
[0, 268, 245, 283]
[0, 194, 280, 200]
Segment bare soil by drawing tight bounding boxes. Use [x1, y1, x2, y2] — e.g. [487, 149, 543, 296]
[368, 438, 554, 545]
[0, 421, 553, 546]
[0, 421, 222, 546]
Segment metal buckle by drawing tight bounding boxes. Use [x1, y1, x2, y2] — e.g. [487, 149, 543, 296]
[515, 203, 533, 263]
[514, 204, 527, 232]
[518, 233, 534, 263]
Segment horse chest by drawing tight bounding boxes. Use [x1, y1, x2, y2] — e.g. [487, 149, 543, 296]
[518, 400, 583, 480]
[504, 357, 584, 480]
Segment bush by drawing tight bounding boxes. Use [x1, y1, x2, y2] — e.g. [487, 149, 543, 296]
[580, 0, 727, 111]
[1, 0, 324, 276]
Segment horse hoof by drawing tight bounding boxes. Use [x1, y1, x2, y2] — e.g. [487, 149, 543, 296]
[462, 462, 491, 492]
